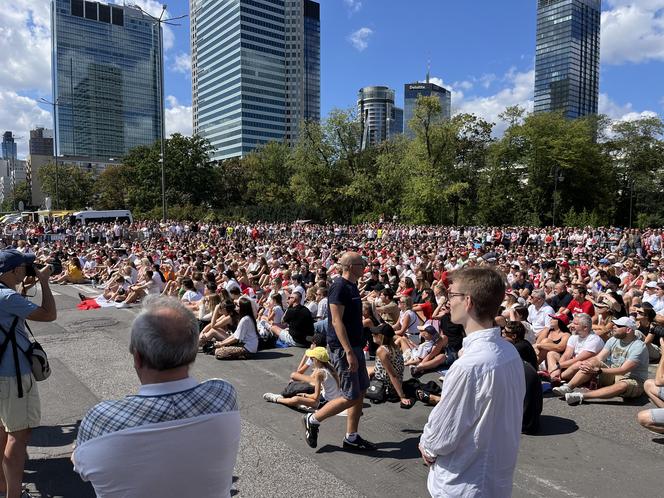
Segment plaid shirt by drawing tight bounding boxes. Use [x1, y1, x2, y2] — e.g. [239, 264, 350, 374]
[77, 378, 238, 445]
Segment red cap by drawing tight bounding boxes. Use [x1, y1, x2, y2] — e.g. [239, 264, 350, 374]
[549, 313, 570, 325]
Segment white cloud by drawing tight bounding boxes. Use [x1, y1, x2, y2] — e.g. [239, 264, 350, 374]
[601, 1, 664, 64]
[165, 96, 192, 137]
[171, 53, 191, 75]
[599, 93, 659, 124]
[343, 0, 363, 14]
[348, 27, 373, 52]
[453, 80, 474, 91]
[0, 91, 52, 158]
[422, 77, 445, 88]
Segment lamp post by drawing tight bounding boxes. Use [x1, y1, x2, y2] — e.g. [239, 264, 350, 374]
[39, 97, 60, 210]
[131, 4, 187, 222]
[550, 165, 565, 227]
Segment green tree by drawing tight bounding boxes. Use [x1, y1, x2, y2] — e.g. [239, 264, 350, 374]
[1, 180, 32, 211]
[93, 164, 132, 209]
[37, 162, 95, 209]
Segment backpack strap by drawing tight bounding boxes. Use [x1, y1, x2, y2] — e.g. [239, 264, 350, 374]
[0, 317, 24, 398]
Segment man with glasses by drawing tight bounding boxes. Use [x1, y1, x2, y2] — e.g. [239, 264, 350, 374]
[0, 249, 56, 498]
[528, 289, 554, 339]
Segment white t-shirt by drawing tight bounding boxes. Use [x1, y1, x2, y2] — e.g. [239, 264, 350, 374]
[567, 333, 604, 357]
[181, 290, 202, 303]
[316, 298, 329, 320]
[272, 305, 284, 326]
[306, 301, 318, 317]
[233, 316, 258, 353]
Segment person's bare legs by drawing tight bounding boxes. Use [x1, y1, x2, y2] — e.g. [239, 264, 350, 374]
[644, 379, 664, 408]
[580, 382, 628, 400]
[637, 410, 664, 433]
[344, 396, 364, 435]
[546, 351, 561, 375]
[2, 428, 31, 498]
[313, 396, 355, 423]
[276, 396, 319, 409]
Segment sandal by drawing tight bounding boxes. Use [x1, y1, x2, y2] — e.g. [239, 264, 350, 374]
[415, 389, 430, 405]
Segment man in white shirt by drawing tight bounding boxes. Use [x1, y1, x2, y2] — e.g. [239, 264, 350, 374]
[419, 267, 525, 498]
[73, 296, 240, 497]
[548, 313, 604, 384]
[528, 289, 554, 338]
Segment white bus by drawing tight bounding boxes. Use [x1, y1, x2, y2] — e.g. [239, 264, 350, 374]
[71, 210, 133, 225]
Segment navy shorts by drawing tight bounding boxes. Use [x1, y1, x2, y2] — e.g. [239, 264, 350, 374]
[329, 346, 370, 401]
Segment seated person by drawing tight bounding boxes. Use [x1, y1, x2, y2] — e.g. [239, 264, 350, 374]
[214, 298, 259, 360]
[372, 288, 399, 325]
[199, 300, 239, 345]
[290, 332, 327, 384]
[50, 255, 88, 284]
[636, 304, 662, 362]
[393, 296, 422, 355]
[262, 347, 342, 408]
[407, 325, 454, 377]
[553, 317, 649, 405]
[547, 313, 603, 383]
[637, 337, 664, 434]
[366, 323, 412, 407]
[501, 319, 538, 371]
[272, 291, 313, 347]
[533, 314, 571, 366]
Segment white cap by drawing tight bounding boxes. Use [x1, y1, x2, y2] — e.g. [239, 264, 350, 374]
[645, 281, 659, 289]
[612, 316, 637, 330]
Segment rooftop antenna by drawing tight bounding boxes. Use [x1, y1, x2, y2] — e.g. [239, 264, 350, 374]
[426, 59, 431, 84]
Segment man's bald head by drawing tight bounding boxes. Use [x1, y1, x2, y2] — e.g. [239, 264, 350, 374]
[340, 251, 362, 268]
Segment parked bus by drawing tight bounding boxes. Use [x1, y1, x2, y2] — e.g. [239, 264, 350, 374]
[70, 210, 133, 225]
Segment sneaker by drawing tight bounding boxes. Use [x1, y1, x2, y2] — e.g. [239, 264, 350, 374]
[342, 435, 377, 452]
[552, 384, 572, 397]
[565, 392, 584, 406]
[21, 490, 33, 498]
[263, 393, 282, 403]
[302, 414, 319, 448]
[116, 302, 130, 309]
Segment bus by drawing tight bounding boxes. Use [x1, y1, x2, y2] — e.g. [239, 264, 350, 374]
[71, 210, 133, 225]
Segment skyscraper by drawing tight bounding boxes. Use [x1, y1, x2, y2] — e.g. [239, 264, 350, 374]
[357, 86, 403, 149]
[403, 74, 452, 139]
[51, 0, 162, 159]
[534, 0, 601, 118]
[2, 132, 17, 161]
[191, 0, 320, 161]
[29, 128, 54, 157]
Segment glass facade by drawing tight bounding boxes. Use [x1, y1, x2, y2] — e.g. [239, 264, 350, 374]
[192, 0, 320, 160]
[534, 0, 600, 118]
[1, 132, 18, 161]
[403, 82, 452, 139]
[29, 128, 55, 156]
[357, 86, 401, 148]
[51, 0, 162, 159]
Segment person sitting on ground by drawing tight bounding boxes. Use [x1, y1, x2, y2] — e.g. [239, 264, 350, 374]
[394, 296, 422, 356]
[366, 323, 412, 407]
[290, 332, 327, 384]
[407, 325, 453, 377]
[50, 254, 87, 285]
[547, 313, 603, 384]
[590, 296, 617, 341]
[565, 285, 595, 317]
[116, 270, 161, 308]
[199, 300, 239, 345]
[553, 316, 649, 405]
[72, 296, 240, 497]
[501, 320, 538, 371]
[635, 304, 662, 362]
[271, 291, 313, 347]
[214, 297, 259, 360]
[534, 314, 571, 366]
[180, 278, 202, 306]
[263, 347, 342, 409]
[528, 289, 555, 339]
[372, 287, 399, 325]
[636, 337, 664, 434]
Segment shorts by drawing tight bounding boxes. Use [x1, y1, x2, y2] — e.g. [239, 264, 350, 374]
[329, 346, 370, 401]
[598, 363, 644, 398]
[278, 329, 308, 347]
[0, 374, 41, 432]
[659, 386, 664, 402]
[650, 408, 664, 426]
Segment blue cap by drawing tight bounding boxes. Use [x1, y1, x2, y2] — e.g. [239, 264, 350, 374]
[0, 249, 35, 274]
[598, 258, 609, 264]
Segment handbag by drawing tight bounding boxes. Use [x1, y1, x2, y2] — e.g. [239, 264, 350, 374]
[365, 379, 387, 403]
[281, 380, 314, 398]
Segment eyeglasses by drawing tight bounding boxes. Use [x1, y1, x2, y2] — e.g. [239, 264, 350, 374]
[448, 292, 467, 299]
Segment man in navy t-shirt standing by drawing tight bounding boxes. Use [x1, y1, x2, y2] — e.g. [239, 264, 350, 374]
[303, 252, 375, 451]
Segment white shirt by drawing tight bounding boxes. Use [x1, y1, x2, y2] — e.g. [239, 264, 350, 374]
[316, 297, 329, 320]
[567, 333, 604, 357]
[420, 328, 525, 498]
[233, 316, 259, 353]
[528, 303, 554, 330]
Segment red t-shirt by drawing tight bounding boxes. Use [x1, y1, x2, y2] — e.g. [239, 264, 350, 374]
[567, 299, 595, 317]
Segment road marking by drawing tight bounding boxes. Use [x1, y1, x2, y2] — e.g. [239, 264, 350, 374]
[516, 469, 584, 498]
[51, 291, 61, 296]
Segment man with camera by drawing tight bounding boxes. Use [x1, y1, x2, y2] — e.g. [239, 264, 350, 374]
[0, 249, 56, 498]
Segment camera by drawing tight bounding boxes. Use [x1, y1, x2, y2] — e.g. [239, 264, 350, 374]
[25, 263, 45, 278]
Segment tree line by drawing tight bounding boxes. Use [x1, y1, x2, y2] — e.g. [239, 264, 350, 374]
[34, 97, 664, 227]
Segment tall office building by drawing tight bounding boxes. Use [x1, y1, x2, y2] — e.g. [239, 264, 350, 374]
[534, 0, 601, 118]
[2, 132, 17, 161]
[403, 74, 452, 138]
[29, 128, 54, 156]
[51, 0, 162, 159]
[357, 86, 403, 149]
[191, 0, 320, 161]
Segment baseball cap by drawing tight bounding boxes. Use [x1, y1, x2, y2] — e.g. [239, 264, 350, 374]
[305, 347, 330, 363]
[645, 281, 659, 289]
[548, 313, 570, 326]
[370, 322, 395, 338]
[612, 316, 637, 329]
[0, 249, 35, 275]
[417, 324, 440, 338]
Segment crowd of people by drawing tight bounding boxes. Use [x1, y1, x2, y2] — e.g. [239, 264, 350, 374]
[1, 217, 664, 497]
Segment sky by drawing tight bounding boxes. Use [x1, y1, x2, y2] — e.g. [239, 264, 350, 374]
[1, 0, 663, 158]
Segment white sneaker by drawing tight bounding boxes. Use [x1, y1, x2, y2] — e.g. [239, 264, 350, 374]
[565, 392, 584, 406]
[263, 393, 282, 403]
[552, 384, 572, 396]
[116, 302, 130, 309]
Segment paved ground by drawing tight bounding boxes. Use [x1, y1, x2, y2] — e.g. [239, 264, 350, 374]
[20, 284, 664, 497]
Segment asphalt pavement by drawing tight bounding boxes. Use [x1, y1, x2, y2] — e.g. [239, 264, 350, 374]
[20, 284, 664, 497]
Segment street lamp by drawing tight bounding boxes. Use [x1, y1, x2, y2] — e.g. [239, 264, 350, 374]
[39, 97, 60, 210]
[549, 165, 565, 227]
[131, 4, 187, 222]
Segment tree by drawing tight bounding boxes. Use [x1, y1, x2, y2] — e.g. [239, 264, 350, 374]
[37, 162, 95, 209]
[93, 164, 132, 209]
[1, 180, 32, 211]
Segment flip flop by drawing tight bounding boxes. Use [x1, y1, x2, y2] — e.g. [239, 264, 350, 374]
[415, 389, 431, 405]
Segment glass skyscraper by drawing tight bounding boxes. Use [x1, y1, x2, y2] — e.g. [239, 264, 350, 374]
[191, 0, 320, 160]
[534, 0, 601, 118]
[357, 86, 402, 149]
[403, 78, 452, 139]
[1, 132, 17, 161]
[51, 0, 162, 159]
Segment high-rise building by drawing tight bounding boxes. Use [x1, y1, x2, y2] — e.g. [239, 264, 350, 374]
[403, 75, 452, 138]
[534, 0, 601, 118]
[357, 86, 403, 149]
[2, 132, 17, 161]
[51, 0, 162, 159]
[29, 128, 54, 156]
[191, 0, 320, 161]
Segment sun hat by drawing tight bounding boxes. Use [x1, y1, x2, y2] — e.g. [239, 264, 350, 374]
[305, 347, 330, 363]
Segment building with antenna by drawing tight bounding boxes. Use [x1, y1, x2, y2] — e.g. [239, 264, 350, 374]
[357, 86, 403, 150]
[403, 68, 452, 139]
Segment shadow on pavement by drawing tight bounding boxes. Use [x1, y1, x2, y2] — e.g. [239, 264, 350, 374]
[584, 397, 649, 407]
[530, 415, 578, 436]
[25, 457, 94, 498]
[30, 422, 80, 448]
[252, 351, 294, 360]
[316, 435, 421, 460]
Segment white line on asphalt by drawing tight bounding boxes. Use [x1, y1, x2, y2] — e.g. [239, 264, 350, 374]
[516, 470, 584, 498]
[51, 291, 61, 296]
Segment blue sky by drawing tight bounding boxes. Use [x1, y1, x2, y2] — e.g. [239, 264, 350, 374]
[1, 0, 663, 157]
